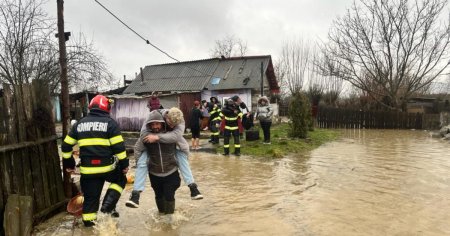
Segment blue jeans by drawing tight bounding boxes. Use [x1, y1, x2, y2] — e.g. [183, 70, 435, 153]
[133, 150, 194, 191]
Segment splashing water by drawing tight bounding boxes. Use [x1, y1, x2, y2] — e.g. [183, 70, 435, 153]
[144, 208, 190, 232]
[94, 213, 122, 236]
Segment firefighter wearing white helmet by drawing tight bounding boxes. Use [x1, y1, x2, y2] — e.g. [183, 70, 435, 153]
[61, 94, 128, 227]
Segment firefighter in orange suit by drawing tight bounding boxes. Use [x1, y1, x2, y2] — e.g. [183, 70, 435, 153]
[61, 95, 129, 227]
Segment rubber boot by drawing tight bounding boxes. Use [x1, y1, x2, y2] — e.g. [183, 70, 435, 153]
[83, 220, 95, 227]
[214, 135, 220, 144]
[100, 189, 121, 216]
[155, 198, 165, 214]
[164, 200, 175, 214]
[234, 148, 241, 156]
[111, 208, 120, 218]
[223, 148, 229, 156]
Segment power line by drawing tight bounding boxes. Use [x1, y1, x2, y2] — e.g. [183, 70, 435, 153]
[93, 0, 217, 78]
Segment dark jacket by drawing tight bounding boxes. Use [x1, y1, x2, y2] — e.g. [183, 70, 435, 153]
[190, 107, 203, 129]
[209, 104, 221, 122]
[145, 142, 178, 177]
[221, 103, 242, 131]
[61, 109, 128, 175]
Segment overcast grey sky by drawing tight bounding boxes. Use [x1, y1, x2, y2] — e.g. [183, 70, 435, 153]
[44, 0, 352, 81]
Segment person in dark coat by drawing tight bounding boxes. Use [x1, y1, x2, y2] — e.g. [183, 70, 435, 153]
[190, 101, 203, 150]
[62, 95, 128, 227]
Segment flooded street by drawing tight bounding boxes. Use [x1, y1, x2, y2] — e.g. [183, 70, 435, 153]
[34, 129, 450, 235]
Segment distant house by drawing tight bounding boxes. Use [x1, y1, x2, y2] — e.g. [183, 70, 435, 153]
[66, 86, 128, 121]
[122, 55, 279, 130]
[407, 97, 437, 114]
[109, 93, 184, 132]
[406, 96, 450, 114]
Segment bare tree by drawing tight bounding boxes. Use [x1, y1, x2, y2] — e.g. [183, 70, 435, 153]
[273, 59, 290, 98]
[210, 35, 247, 58]
[305, 52, 324, 105]
[0, 0, 115, 95]
[0, 0, 53, 86]
[323, 0, 450, 110]
[66, 33, 114, 93]
[279, 38, 312, 94]
[312, 53, 345, 106]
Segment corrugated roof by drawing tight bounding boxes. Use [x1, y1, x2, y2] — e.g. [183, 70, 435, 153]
[123, 55, 279, 94]
[205, 56, 272, 91]
[124, 59, 219, 94]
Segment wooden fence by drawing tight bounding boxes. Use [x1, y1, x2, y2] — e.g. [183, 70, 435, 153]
[317, 106, 441, 130]
[0, 81, 65, 235]
[278, 101, 289, 117]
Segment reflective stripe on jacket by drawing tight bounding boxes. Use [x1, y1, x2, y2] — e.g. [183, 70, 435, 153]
[61, 109, 128, 175]
[221, 106, 242, 131]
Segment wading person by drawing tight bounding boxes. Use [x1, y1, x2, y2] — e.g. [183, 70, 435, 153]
[143, 111, 180, 214]
[255, 96, 273, 144]
[190, 101, 203, 150]
[61, 95, 129, 227]
[126, 108, 203, 208]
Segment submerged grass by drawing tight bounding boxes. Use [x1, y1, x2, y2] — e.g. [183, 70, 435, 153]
[215, 123, 339, 158]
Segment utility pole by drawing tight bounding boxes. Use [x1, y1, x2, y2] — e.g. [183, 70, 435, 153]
[57, 0, 72, 198]
[260, 61, 264, 96]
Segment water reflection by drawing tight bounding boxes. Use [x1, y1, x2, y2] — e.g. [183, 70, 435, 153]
[34, 129, 450, 235]
[303, 129, 450, 236]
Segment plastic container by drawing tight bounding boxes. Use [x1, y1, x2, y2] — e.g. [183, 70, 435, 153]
[67, 194, 84, 217]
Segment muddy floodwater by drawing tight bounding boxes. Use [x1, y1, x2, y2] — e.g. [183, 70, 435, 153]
[34, 129, 450, 235]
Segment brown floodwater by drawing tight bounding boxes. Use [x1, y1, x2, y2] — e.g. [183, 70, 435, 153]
[34, 129, 450, 235]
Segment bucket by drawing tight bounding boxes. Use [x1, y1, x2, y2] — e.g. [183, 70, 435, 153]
[67, 194, 84, 217]
[245, 130, 260, 141]
[127, 174, 135, 184]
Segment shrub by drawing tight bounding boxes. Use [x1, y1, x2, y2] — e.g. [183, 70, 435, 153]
[288, 91, 312, 138]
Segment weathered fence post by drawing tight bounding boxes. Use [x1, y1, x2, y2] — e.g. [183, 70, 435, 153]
[0, 81, 65, 235]
[3, 194, 33, 236]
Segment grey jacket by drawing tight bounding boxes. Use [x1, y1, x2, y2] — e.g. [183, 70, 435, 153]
[134, 110, 189, 160]
[256, 97, 273, 122]
[138, 111, 178, 177]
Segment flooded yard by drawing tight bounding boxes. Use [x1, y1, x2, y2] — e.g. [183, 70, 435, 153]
[34, 129, 450, 235]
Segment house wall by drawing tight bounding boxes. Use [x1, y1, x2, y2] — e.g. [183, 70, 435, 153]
[111, 93, 200, 131]
[202, 89, 252, 112]
[200, 90, 213, 103]
[159, 95, 178, 110]
[110, 98, 149, 132]
[179, 93, 202, 129]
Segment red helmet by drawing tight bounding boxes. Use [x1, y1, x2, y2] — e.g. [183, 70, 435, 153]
[88, 95, 112, 113]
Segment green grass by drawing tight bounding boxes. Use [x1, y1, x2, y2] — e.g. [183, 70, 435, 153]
[215, 123, 339, 158]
